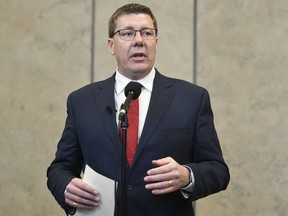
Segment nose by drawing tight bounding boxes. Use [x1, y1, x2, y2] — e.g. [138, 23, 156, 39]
[133, 31, 144, 46]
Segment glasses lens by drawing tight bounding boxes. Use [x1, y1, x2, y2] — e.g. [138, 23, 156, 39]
[141, 29, 156, 40]
[119, 29, 135, 41]
[117, 29, 157, 41]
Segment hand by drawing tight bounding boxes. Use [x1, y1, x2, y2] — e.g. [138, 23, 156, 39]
[64, 178, 101, 209]
[144, 157, 190, 195]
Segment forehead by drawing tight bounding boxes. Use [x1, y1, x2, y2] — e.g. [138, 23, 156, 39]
[115, 13, 154, 29]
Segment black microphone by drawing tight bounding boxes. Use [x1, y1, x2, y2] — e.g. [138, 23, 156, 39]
[106, 105, 116, 114]
[118, 82, 142, 121]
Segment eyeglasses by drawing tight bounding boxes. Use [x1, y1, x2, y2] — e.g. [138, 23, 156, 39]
[112, 28, 158, 41]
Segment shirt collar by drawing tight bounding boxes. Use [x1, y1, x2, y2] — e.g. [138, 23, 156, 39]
[115, 68, 155, 95]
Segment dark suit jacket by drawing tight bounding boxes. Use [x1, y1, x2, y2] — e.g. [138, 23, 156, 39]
[47, 70, 230, 216]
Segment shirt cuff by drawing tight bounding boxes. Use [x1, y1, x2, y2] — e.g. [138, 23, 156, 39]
[180, 165, 195, 198]
[65, 207, 76, 216]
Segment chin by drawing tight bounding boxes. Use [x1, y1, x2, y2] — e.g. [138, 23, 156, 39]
[128, 70, 149, 80]
[132, 65, 152, 73]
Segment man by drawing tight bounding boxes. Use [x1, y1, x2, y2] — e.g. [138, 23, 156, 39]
[47, 3, 230, 216]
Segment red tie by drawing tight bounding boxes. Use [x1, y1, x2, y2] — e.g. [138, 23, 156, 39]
[126, 98, 139, 166]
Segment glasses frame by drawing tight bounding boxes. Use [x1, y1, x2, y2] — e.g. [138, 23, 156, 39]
[112, 28, 158, 41]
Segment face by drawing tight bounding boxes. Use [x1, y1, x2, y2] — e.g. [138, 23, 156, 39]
[108, 14, 158, 80]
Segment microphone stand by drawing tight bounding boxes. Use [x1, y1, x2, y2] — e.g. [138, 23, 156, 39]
[119, 112, 128, 216]
[117, 83, 141, 216]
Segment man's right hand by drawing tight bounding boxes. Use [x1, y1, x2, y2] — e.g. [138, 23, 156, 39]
[64, 178, 101, 209]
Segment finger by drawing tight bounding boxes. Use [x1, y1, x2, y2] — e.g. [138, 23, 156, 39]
[145, 179, 170, 190]
[145, 180, 175, 195]
[66, 198, 99, 209]
[65, 179, 100, 208]
[67, 178, 100, 200]
[148, 157, 178, 175]
[147, 162, 171, 176]
[66, 193, 100, 208]
[70, 178, 99, 195]
[151, 157, 172, 166]
[144, 171, 171, 183]
[65, 187, 100, 202]
[145, 164, 179, 183]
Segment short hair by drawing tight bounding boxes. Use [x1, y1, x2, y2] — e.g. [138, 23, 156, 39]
[108, 3, 158, 38]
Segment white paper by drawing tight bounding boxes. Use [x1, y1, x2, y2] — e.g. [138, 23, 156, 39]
[75, 164, 115, 216]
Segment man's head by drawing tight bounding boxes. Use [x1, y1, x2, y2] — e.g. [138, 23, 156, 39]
[108, 3, 158, 38]
[108, 3, 158, 80]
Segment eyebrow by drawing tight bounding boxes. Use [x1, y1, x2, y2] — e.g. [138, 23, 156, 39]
[117, 26, 154, 30]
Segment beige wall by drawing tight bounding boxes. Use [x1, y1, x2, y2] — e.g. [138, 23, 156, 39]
[196, 1, 288, 216]
[0, 0, 287, 215]
[0, 1, 91, 215]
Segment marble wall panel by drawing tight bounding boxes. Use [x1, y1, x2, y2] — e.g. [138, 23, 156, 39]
[4, 0, 287, 215]
[196, 1, 288, 216]
[0, 0, 92, 215]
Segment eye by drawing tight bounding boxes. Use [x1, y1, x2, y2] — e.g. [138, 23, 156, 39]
[142, 29, 153, 37]
[120, 30, 134, 37]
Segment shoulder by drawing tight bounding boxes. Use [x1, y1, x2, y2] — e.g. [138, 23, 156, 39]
[155, 70, 208, 96]
[69, 74, 115, 98]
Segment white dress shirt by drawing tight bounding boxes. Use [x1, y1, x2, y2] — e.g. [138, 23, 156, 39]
[114, 68, 155, 140]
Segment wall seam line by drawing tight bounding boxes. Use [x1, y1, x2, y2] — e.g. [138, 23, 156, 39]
[90, 0, 96, 83]
[193, 0, 198, 85]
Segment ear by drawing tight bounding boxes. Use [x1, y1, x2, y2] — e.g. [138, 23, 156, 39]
[155, 37, 158, 54]
[108, 38, 115, 55]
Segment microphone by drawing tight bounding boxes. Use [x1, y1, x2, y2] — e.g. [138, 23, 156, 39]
[118, 82, 142, 121]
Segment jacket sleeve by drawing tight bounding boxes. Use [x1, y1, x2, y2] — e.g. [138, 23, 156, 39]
[187, 89, 230, 201]
[46, 94, 84, 214]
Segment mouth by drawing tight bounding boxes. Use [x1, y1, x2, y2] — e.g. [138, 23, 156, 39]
[131, 52, 146, 60]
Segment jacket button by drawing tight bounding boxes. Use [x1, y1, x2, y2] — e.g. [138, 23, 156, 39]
[127, 184, 133, 190]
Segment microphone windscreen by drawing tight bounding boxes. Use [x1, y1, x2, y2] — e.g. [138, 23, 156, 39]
[124, 82, 142, 99]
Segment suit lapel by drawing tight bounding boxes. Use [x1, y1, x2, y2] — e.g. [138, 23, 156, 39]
[92, 74, 121, 148]
[132, 72, 175, 167]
